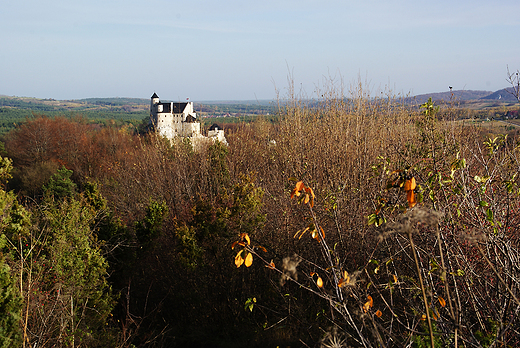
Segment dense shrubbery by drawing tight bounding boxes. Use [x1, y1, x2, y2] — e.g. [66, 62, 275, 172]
[1, 84, 520, 347]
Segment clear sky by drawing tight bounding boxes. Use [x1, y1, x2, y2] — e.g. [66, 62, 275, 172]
[1, 0, 519, 101]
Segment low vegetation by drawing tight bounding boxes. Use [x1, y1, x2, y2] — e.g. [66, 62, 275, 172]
[1, 82, 520, 347]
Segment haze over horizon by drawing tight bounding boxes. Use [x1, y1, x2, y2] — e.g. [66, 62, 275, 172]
[1, 0, 519, 101]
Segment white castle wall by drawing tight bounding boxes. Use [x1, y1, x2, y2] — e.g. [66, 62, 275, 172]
[149, 93, 227, 145]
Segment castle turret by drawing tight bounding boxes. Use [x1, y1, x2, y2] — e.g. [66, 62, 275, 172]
[150, 93, 160, 113]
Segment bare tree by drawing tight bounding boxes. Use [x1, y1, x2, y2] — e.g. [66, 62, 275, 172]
[506, 65, 520, 102]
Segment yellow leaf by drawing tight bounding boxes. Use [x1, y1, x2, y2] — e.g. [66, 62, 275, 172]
[235, 251, 244, 268]
[392, 274, 398, 283]
[298, 227, 309, 239]
[421, 314, 427, 321]
[304, 194, 310, 204]
[244, 234, 251, 245]
[375, 310, 382, 318]
[317, 277, 323, 288]
[245, 252, 253, 267]
[438, 297, 446, 308]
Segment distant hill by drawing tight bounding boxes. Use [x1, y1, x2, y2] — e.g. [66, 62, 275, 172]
[408, 90, 494, 104]
[479, 88, 519, 102]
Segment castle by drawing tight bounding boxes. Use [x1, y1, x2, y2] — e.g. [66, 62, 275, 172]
[149, 93, 227, 145]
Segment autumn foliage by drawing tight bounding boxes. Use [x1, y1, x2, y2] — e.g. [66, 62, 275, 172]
[2, 88, 520, 347]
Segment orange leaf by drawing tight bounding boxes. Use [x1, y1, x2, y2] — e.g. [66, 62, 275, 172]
[235, 251, 244, 268]
[363, 295, 373, 313]
[245, 252, 253, 267]
[291, 181, 305, 198]
[407, 190, 417, 208]
[231, 241, 239, 250]
[404, 177, 416, 191]
[392, 274, 398, 283]
[317, 276, 323, 288]
[305, 186, 315, 200]
[438, 297, 446, 308]
[320, 226, 325, 240]
[266, 260, 276, 270]
[257, 245, 267, 252]
[310, 272, 316, 276]
[375, 310, 382, 318]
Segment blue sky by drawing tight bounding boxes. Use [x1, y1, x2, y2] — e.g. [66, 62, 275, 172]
[1, 0, 519, 101]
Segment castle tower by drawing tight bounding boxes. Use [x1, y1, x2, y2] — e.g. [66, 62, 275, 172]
[150, 92, 160, 127]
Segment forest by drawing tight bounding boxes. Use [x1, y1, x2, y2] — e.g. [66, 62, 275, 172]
[1, 83, 520, 348]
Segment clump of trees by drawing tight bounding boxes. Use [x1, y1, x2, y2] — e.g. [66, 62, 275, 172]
[1, 85, 520, 347]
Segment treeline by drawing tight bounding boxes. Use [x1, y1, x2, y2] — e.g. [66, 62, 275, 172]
[1, 90, 520, 347]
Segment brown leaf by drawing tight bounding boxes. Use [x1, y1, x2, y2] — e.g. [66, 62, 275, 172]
[257, 245, 267, 252]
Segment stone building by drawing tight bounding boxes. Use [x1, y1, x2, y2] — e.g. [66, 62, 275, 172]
[149, 93, 227, 145]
